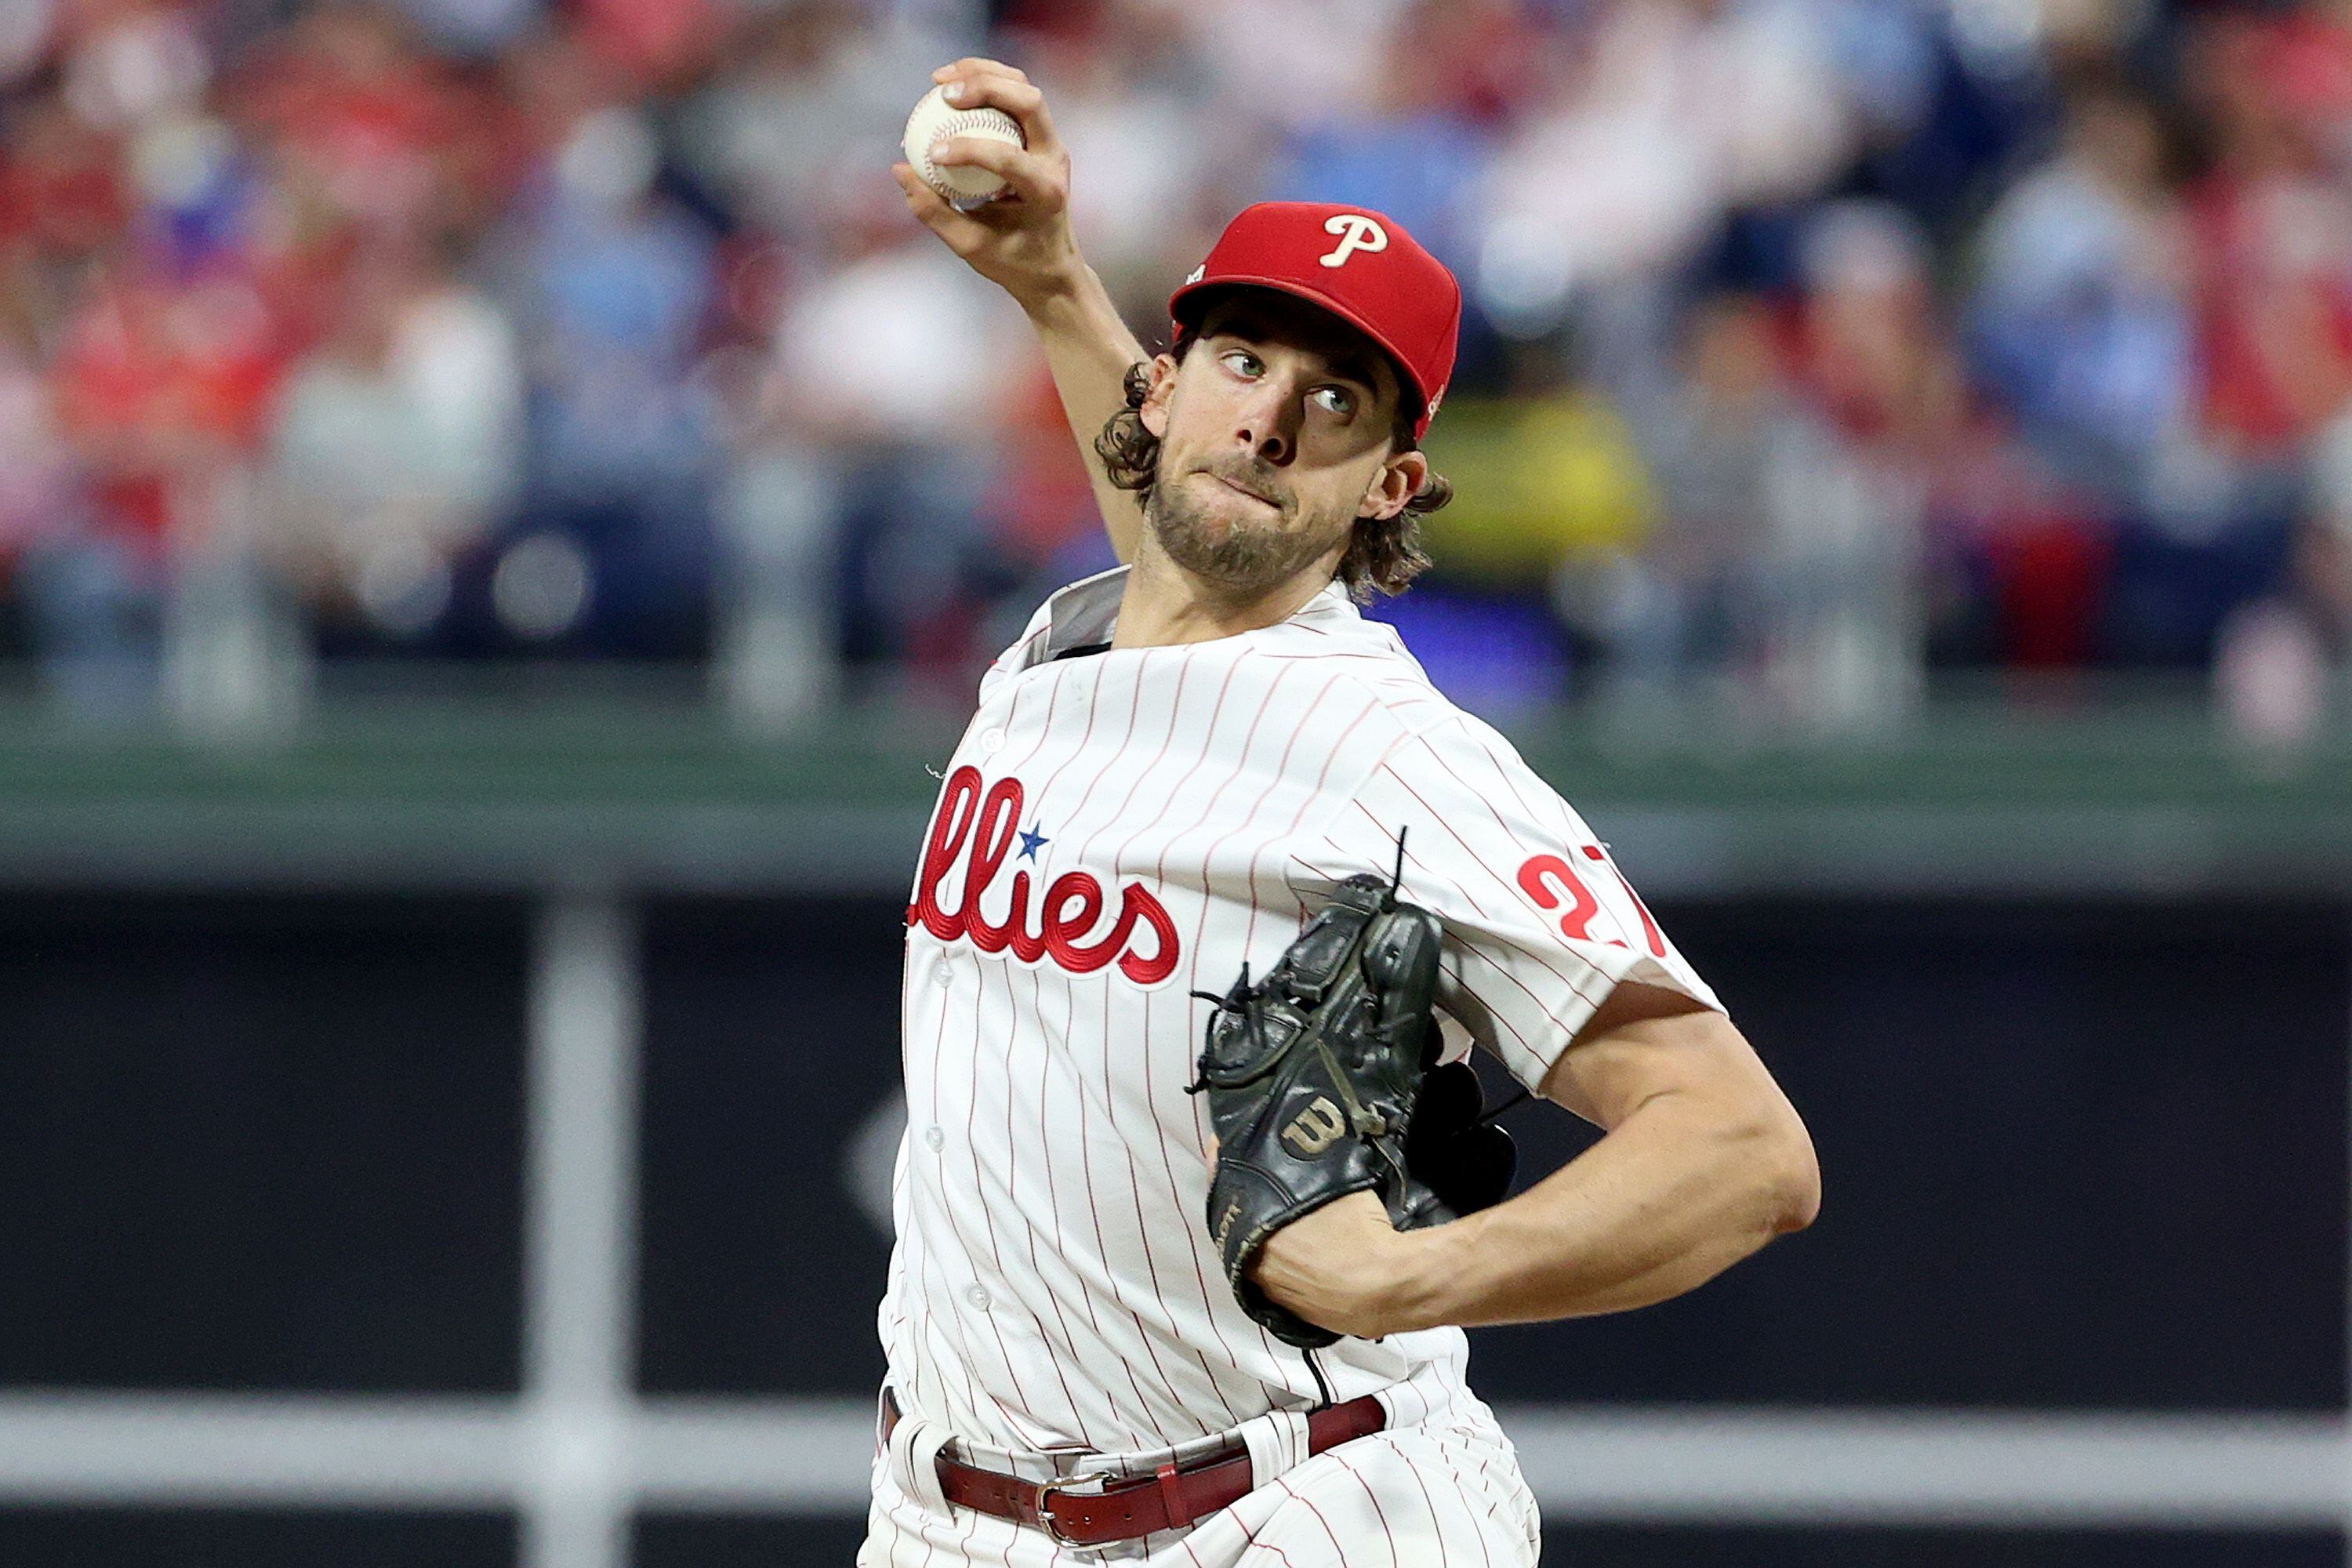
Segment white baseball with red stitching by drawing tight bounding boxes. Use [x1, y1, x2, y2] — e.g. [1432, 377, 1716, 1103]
[902, 85, 1024, 201]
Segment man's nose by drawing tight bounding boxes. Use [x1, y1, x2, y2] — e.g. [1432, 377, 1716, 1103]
[1232, 382, 1301, 466]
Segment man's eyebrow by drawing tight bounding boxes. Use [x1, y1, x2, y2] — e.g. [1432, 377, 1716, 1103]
[1204, 315, 1386, 396]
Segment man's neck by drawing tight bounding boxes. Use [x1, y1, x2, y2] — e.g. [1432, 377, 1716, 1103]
[1109, 533, 1341, 650]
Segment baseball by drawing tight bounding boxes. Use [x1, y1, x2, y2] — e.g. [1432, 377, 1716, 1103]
[902, 85, 1025, 203]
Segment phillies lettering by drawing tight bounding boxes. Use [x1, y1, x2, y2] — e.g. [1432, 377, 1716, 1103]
[909, 766, 1180, 985]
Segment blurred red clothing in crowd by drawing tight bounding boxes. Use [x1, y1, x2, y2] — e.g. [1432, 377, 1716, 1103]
[0, 98, 127, 256]
[2186, 9, 2352, 455]
[51, 265, 287, 554]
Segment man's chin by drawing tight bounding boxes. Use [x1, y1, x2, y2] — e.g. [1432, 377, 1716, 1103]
[1149, 474, 1338, 593]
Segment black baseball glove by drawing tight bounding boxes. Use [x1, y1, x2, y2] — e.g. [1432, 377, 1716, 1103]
[1189, 859, 1518, 1348]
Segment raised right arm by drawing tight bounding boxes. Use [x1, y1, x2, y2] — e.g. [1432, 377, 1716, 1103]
[894, 58, 1149, 563]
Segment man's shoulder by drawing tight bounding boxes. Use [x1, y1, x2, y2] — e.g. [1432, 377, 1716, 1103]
[1258, 612, 1466, 742]
[1287, 639, 1549, 795]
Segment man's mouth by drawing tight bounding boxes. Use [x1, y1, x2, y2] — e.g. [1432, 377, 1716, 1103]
[1208, 471, 1280, 510]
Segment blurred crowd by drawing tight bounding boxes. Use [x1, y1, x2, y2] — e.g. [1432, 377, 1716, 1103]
[4, 0, 2352, 726]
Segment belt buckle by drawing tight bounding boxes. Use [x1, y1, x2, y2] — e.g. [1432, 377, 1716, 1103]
[1034, 1469, 1115, 1546]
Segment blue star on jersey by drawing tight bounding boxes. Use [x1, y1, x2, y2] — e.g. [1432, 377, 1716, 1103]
[1017, 824, 1049, 860]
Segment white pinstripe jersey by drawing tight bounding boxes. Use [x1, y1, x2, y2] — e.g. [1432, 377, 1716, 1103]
[881, 564, 1721, 1460]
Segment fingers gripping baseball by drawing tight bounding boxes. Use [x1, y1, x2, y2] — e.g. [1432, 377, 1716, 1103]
[934, 60, 1059, 143]
[899, 60, 1078, 307]
[924, 61, 1067, 210]
[933, 136, 1061, 209]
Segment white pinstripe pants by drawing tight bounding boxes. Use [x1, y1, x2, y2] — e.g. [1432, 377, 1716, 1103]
[858, 1414, 1542, 1566]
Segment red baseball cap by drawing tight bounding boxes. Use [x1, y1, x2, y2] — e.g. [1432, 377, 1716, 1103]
[1168, 201, 1462, 440]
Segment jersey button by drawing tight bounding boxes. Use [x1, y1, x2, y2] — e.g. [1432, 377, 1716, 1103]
[967, 1285, 991, 1311]
[979, 728, 1006, 753]
[931, 964, 952, 988]
[924, 1125, 945, 1152]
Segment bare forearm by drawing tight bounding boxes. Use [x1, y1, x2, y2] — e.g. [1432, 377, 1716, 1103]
[1403, 1092, 1817, 1330]
[1022, 267, 1149, 563]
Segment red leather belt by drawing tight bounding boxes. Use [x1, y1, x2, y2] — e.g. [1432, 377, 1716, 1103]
[882, 1388, 1385, 1548]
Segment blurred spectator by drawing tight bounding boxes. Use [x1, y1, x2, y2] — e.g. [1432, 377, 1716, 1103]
[1262, 0, 1534, 268]
[262, 238, 520, 641]
[2300, 406, 2352, 658]
[1017, 4, 1228, 316]
[5, 89, 124, 237]
[234, 3, 481, 240]
[772, 182, 1017, 688]
[0, 285, 76, 601]
[61, 0, 209, 133]
[1608, 201, 1939, 729]
[1969, 74, 2194, 499]
[32, 251, 285, 714]
[1768, 201, 1946, 725]
[494, 100, 719, 651]
[2183, 8, 2352, 459]
[1602, 292, 1789, 694]
[1472, 0, 1855, 331]
[673, 2, 953, 246]
[1174, 0, 1415, 137]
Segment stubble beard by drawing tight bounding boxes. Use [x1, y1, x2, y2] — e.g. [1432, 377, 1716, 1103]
[1145, 459, 1351, 600]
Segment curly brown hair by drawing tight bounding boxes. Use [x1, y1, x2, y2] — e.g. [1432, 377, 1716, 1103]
[1094, 348, 1451, 602]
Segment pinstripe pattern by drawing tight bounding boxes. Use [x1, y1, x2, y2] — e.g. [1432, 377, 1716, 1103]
[873, 565, 1715, 1561]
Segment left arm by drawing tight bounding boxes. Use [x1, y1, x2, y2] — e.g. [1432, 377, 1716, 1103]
[1251, 982, 1820, 1338]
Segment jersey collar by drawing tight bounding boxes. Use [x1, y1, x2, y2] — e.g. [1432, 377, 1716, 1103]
[1029, 566, 1359, 666]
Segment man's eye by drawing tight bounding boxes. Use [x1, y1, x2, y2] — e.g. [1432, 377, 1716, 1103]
[1221, 350, 1261, 377]
[1311, 386, 1355, 416]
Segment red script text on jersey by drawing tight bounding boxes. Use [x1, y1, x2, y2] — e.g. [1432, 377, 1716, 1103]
[909, 765, 1181, 985]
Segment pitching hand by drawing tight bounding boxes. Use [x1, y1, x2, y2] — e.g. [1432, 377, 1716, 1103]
[895, 58, 1080, 312]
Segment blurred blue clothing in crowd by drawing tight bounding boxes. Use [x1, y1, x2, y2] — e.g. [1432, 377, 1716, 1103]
[495, 111, 721, 653]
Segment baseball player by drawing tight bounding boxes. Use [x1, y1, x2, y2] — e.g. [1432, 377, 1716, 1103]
[865, 58, 1820, 1566]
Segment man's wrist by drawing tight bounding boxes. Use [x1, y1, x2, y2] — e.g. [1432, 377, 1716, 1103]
[1384, 1210, 1481, 1334]
[1014, 257, 1105, 325]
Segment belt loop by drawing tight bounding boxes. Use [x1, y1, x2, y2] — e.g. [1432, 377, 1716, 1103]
[1153, 1460, 1186, 1528]
[1238, 1407, 1312, 1488]
[887, 1404, 954, 1514]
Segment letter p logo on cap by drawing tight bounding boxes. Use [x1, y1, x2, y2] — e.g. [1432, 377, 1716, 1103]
[1319, 213, 1388, 268]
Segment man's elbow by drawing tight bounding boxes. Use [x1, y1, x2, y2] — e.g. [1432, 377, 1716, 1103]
[1756, 1106, 1820, 1235]
[1713, 1093, 1819, 1237]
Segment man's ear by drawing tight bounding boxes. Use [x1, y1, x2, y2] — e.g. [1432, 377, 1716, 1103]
[1139, 353, 1181, 440]
[1360, 449, 1428, 521]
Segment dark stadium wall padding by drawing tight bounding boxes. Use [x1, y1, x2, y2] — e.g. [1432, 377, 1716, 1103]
[0, 893, 529, 1392]
[1472, 897, 2350, 1411]
[634, 1514, 870, 1568]
[636, 896, 904, 1396]
[0, 1508, 516, 1568]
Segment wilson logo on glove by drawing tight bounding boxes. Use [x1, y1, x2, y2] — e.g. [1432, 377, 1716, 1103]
[907, 765, 1181, 985]
[1280, 1098, 1347, 1156]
